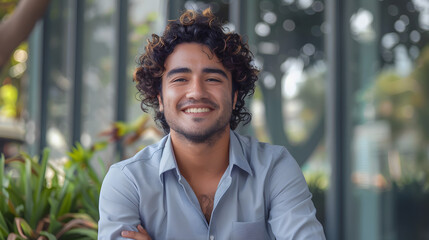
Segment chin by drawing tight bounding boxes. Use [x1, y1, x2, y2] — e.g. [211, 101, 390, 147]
[173, 125, 229, 144]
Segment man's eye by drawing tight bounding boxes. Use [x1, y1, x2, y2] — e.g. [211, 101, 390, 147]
[173, 78, 186, 82]
[207, 78, 221, 82]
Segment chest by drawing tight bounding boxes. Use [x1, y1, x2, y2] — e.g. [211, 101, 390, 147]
[139, 171, 270, 239]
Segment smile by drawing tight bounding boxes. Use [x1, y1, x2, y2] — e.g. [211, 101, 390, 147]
[184, 108, 211, 113]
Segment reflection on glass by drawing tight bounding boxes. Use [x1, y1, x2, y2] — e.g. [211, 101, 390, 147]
[125, 0, 166, 157]
[81, 0, 116, 163]
[247, 0, 327, 227]
[347, 0, 429, 239]
[42, 0, 72, 161]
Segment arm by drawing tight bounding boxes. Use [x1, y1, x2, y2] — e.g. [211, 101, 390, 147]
[98, 166, 143, 239]
[267, 149, 326, 240]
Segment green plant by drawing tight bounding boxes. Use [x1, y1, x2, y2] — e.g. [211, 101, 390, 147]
[0, 113, 161, 239]
[0, 147, 102, 239]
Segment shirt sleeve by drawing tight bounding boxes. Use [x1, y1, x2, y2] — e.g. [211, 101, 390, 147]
[267, 149, 326, 240]
[98, 165, 141, 239]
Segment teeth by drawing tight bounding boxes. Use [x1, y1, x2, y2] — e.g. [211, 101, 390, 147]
[184, 108, 210, 113]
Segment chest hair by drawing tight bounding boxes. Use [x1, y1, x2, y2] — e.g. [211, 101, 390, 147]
[197, 193, 215, 223]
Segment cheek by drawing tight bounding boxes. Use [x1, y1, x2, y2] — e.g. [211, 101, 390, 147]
[161, 88, 181, 108]
[219, 90, 234, 108]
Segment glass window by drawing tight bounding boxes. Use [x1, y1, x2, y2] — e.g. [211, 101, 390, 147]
[242, 0, 328, 227]
[346, 0, 429, 239]
[79, 0, 117, 163]
[124, 0, 167, 157]
[40, 0, 74, 161]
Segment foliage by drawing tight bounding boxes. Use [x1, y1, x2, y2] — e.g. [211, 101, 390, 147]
[305, 171, 327, 228]
[0, 146, 106, 239]
[0, 0, 19, 19]
[0, 113, 160, 239]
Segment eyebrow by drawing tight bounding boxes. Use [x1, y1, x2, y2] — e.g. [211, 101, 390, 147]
[202, 68, 228, 79]
[166, 67, 228, 79]
[166, 67, 191, 78]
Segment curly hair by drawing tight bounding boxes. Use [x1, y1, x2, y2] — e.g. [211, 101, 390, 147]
[133, 8, 259, 133]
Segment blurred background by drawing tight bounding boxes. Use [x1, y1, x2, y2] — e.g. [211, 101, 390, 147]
[1, 0, 428, 239]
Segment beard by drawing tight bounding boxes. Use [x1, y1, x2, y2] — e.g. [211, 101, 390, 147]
[171, 113, 231, 144]
[162, 99, 233, 144]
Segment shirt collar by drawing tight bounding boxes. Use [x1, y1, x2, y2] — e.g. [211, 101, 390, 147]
[158, 130, 253, 183]
[158, 134, 180, 183]
[229, 130, 253, 176]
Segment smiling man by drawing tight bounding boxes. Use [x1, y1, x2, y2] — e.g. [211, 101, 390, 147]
[98, 8, 325, 240]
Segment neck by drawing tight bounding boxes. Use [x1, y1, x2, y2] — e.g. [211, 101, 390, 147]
[170, 127, 231, 180]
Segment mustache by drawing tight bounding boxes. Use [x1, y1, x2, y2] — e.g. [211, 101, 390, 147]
[177, 99, 219, 110]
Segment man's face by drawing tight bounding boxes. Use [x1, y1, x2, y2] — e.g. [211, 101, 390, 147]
[158, 43, 237, 143]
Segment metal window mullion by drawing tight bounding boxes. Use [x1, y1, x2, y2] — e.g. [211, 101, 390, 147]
[69, 0, 84, 147]
[229, 0, 240, 32]
[325, 0, 347, 239]
[27, 21, 45, 156]
[38, 6, 52, 155]
[114, 0, 129, 158]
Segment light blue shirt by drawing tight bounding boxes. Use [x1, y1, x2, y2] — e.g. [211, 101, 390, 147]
[98, 131, 325, 239]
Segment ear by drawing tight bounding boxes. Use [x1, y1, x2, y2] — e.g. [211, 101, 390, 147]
[233, 91, 238, 109]
[157, 94, 164, 112]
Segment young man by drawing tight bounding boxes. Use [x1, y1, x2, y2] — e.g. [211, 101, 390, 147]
[98, 8, 325, 240]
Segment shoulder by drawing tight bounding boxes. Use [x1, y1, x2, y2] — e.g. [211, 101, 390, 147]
[110, 135, 168, 170]
[233, 131, 294, 167]
[104, 135, 169, 185]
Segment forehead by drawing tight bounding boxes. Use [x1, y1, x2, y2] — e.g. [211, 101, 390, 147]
[163, 43, 226, 71]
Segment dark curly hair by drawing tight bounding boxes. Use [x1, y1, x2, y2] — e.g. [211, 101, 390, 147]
[133, 8, 259, 133]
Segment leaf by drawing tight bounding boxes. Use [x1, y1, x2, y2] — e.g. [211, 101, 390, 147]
[33, 190, 50, 227]
[0, 154, 8, 214]
[0, 211, 9, 238]
[91, 141, 108, 152]
[55, 218, 97, 239]
[67, 143, 92, 166]
[23, 157, 34, 228]
[39, 231, 57, 240]
[15, 217, 34, 238]
[61, 228, 98, 239]
[57, 192, 72, 217]
[6, 233, 21, 240]
[35, 149, 50, 208]
[96, 157, 107, 180]
[58, 213, 95, 223]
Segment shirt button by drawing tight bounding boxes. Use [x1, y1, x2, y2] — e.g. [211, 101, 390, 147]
[209, 235, 215, 240]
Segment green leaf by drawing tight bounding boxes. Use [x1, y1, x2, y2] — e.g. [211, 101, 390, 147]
[87, 164, 101, 186]
[67, 143, 93, 165]
[15, 218, 34, 238]
[62, 228, 98, 239]
[0, 154, 6, 212]
[23, 157, 34, 227]
[47, 214, 62, 235]
[39, 230, 58, 240]
[92, 141, 108, 152]
[33, 190, 50, 226]
[0, 212, 9, 237]
[97, 157, 107, 179]
[35, 149, 50, 207]
[58, 192, 73, 217]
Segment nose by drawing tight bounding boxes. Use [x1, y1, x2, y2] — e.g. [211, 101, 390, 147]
[185, 78, 206, 100]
